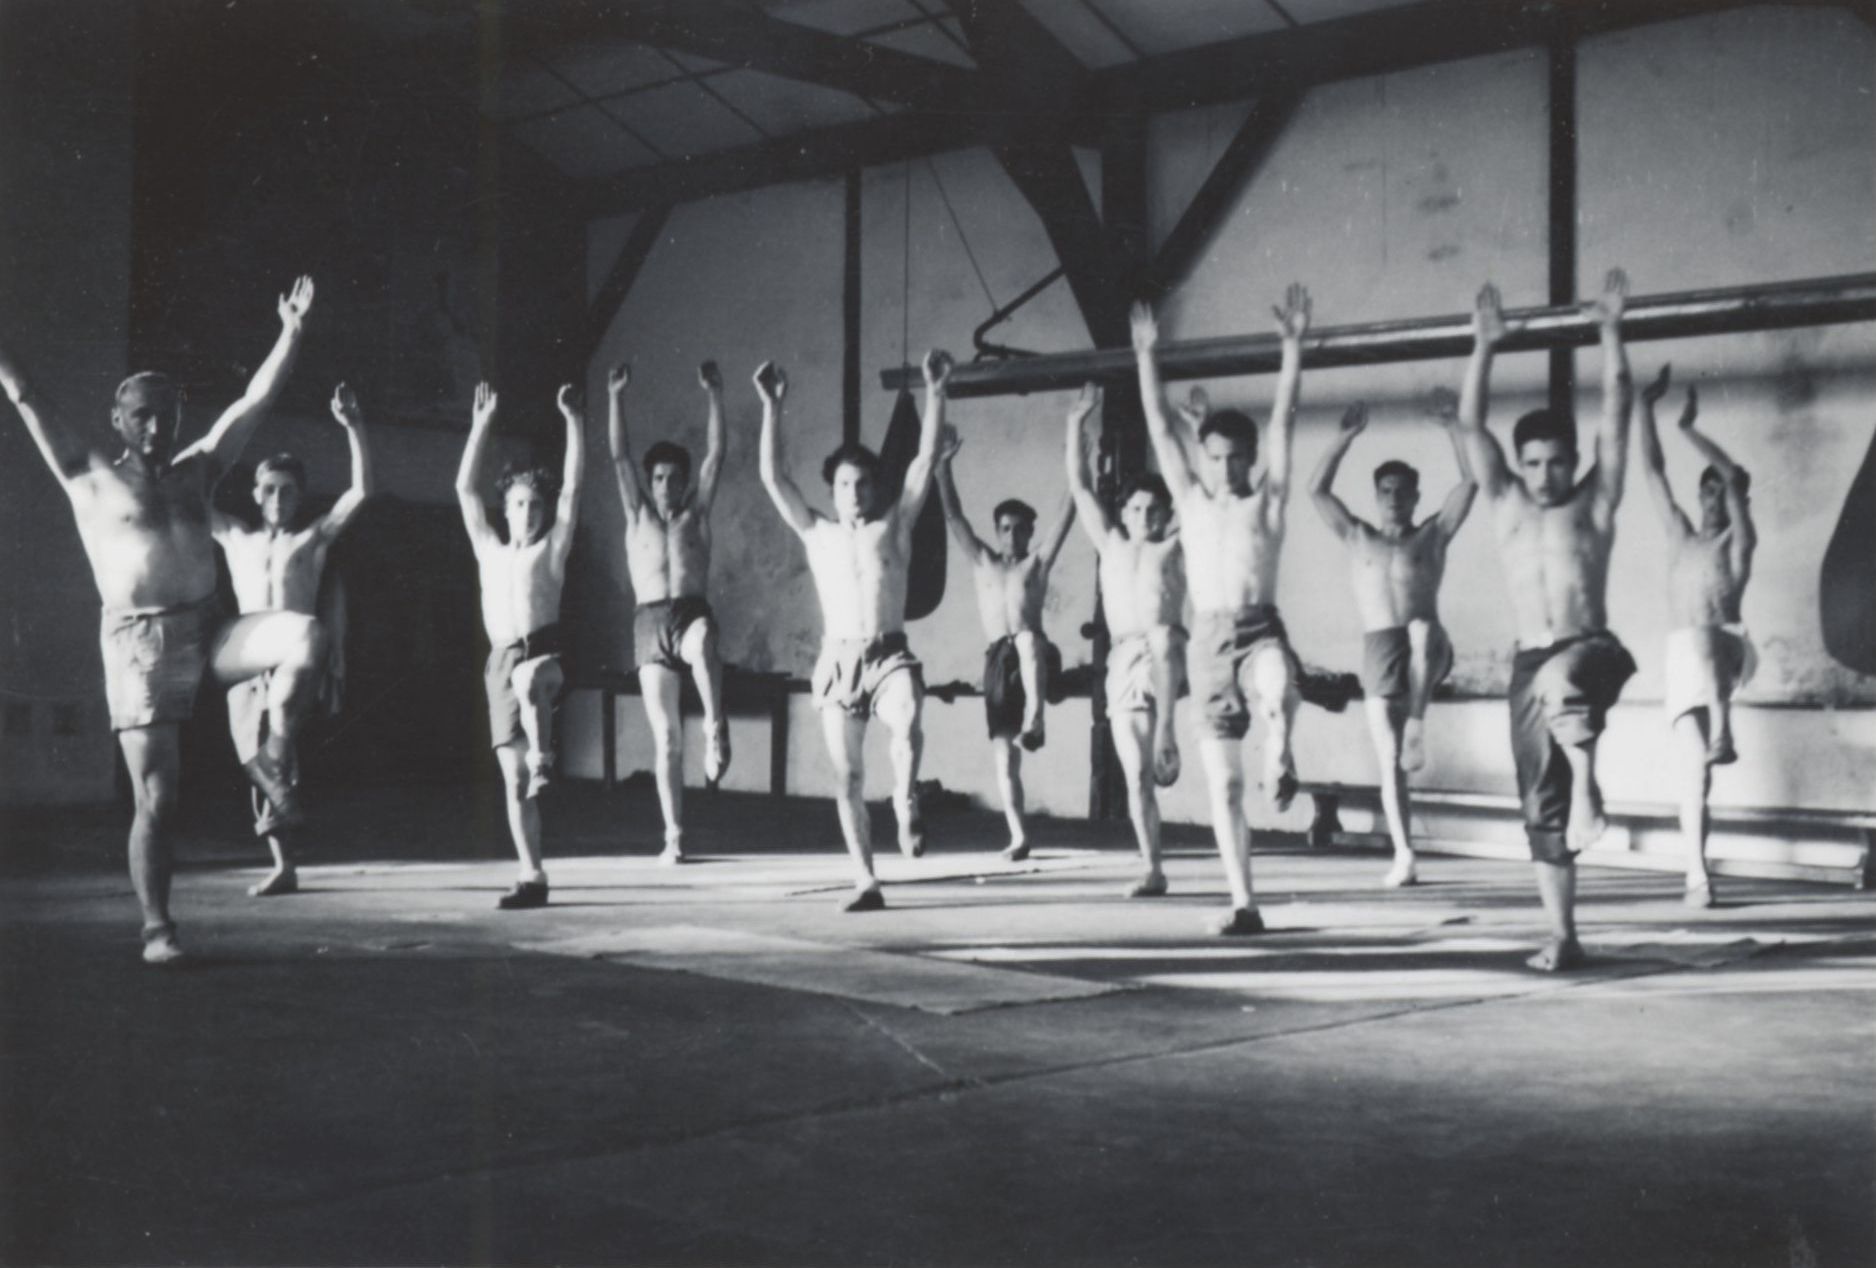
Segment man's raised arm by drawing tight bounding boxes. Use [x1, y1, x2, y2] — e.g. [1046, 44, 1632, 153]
[1064, 383, 1111, 549]
[1263, 283, 1311, 512]
[1429, 387, 1479, 539]
[0, 342, 93, 482]
[1677, 384, 1757, 574]
[1131, 302, 1195, 502]
[605, 362, 645, 518]
[1635, 363, 1688, 535]
[1456, 283, 1517, 499]
[1308, 401, 1367, 541]
[178, 275, 314, 470]
[456, 381, 499, 546]
[754, 361, 815, 535]
[1585, 268, 1634, 513]
[693, 359, 727, 513]
[317, 382, 375, 539]
[1038, 491, 1077, 573]
[550, 384, 586, 556]
[935, 426, 990, 563]
[896, 348, 951, 522]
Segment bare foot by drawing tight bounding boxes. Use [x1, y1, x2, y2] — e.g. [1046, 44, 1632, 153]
[525, 750, 554, 799]
[659, 837, 688, 866]
[1708, 733, 1737, 766]
[1268, 759, 1300, 814]
[141, 925, 187, 967]
[706, 722, 731, 784]
[248, 867, 299, 898]
[1019, 715, 1045, 752]
[1125, 871, 1168, 898]
[1153, 731, 1181, 787]
[842, 885, 885, 913]
[1566, 806, 1609, 855]
[1382, 856, 1418, 889]
[1684, 878, 1715, 909]
[1400, 718, 1427, 773]
[1525, 936, 1585, 972]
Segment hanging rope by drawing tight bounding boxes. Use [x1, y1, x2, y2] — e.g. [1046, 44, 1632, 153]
[901, 158, 912, 369]
[925, 157, 999, 313]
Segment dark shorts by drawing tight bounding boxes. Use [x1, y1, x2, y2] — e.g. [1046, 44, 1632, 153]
[1361, 623, 1454, 703]
[813, 633, 922, 717]
[100, 594, 222, 731]
[634, 596, 714, 674]
[1507, 631, 1636, 863]
[486, 625, 565, 750]
[1188, 605, 1299, 740]
[982, 632, 1062, 740]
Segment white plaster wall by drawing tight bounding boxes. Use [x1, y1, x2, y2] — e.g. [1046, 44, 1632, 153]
[568, 8, 1876, 826]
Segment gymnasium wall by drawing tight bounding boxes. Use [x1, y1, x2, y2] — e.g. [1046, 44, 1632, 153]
[572, 5, 1875, 821]
[0, 0, 137, 804]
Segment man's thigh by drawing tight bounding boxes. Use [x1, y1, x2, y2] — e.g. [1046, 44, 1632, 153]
[1242, 639, 1296, 704]
[873, 671, 922, 738]
[209, 612, 318, 686]
[677, 614, 716, 665]
[117, 723, 183, 787]
[638, 665, 683, 729]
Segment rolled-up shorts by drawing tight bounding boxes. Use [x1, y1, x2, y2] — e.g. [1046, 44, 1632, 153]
[1105, 625, 1188, 715]
[100, 594, 222, 732]
[1360, 622, 1454, 703]
[486, 625, 565, 750]
[1507, 630, 1636, 863]
[813, 633, 922, 717]
[982, 632, 1062, 739]
[634, 596, 714, 673]
[1188, 604, 1299, 740]
[1663, 624, 1755, 723]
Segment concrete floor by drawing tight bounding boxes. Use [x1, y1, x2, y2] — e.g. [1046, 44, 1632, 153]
[2, 780, 1872, 1267]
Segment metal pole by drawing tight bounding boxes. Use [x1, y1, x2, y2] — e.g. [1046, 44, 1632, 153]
[881, 272, 1876, 399]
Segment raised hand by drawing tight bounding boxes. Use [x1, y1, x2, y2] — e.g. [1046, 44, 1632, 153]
[278, 275, 315, 327]
[938, 423, 962, 462]
[698, 360, 722, 392]
[330, 382, 362, 427]
[1069, 381, 1102, 422]
[923, 348, 955, 391]
[1427, 386, 1460, 424]
[1641, 363, 1672, 407]
[1474, 282, 1516, 348]
[1130, 301, 1159, 355]
[1582, 267, 1629, 329]
[1340, 401, 1369, 435]
[608, 362, 630, 395]
[1177, 385, 1210, 429]
[1677, 384, 1699, 430]
[556, 383, 579, 417]
[753, 361, 787, 404]
[473, 381, 497, 428]
[1273, 283, 1312, 343]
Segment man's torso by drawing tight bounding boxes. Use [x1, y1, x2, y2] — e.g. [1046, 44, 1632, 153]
[1099, 532, 1185, 640]
[626, 504, 710, 605]
[969, 552, 1049, 642]
[1348, 521, 1447, 631]
[69, 455, 219, 610]
[1490, 486, 1612, 647]
[804, 515, 907, 642]
[1667, 527, 1746, 628]
[220, 523, 330, 615]
[477, 536, 566, 644]
[1181, 486, 1280, 615]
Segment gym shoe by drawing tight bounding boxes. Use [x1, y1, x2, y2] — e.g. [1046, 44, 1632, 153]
[497, 879, 550, 910]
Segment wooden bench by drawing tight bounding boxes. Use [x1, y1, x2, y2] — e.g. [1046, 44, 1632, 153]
[1301, 780, 1876, 889]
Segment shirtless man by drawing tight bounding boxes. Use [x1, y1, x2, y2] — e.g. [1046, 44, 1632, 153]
[213, 382, 374, 897]
[1455, 274, 1637, 971]
[1132, 286, 1311, 936]
[1310, 393, 1477, 887]
[1066, 384, 1188, 897]
[456, 380, 584, 910]
[756, 351, 946, 911]
[0, 277, 323, 964]
[608, 359, 729, 864]
[934, 423, 1074, 862]
[1636, 364, 1757, 907]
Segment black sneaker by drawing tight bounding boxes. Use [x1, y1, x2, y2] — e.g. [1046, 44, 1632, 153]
[497, 879, 549, 910]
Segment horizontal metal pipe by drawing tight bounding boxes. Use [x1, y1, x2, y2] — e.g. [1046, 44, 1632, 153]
[880, 272, 1876, 398]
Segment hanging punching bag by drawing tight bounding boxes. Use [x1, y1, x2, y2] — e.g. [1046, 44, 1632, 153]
[876, 386, 948, 621]
[1820, 414, 1876, 675]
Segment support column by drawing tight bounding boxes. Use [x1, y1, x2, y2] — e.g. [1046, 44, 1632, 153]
[1547, 33, 1578, 415]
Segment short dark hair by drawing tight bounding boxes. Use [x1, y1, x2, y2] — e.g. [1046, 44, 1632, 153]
[1373, 460, 1419, 489]
[1512, 408, 1577, 456]
[642, 440, 691, 483]
[821, 442, 881, 486]
[497, 463, 559, 499]
[992, 499, 1037, 527]
[114, 371, 178, 410]
[1198, 408, 1259, 453]
[1702, 463, 1751, 495]
[254, 453, 307, 488]
[1120, 473, 1171, 508]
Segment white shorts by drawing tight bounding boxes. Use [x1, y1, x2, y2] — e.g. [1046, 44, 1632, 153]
[1662, 625, 1755, 723]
